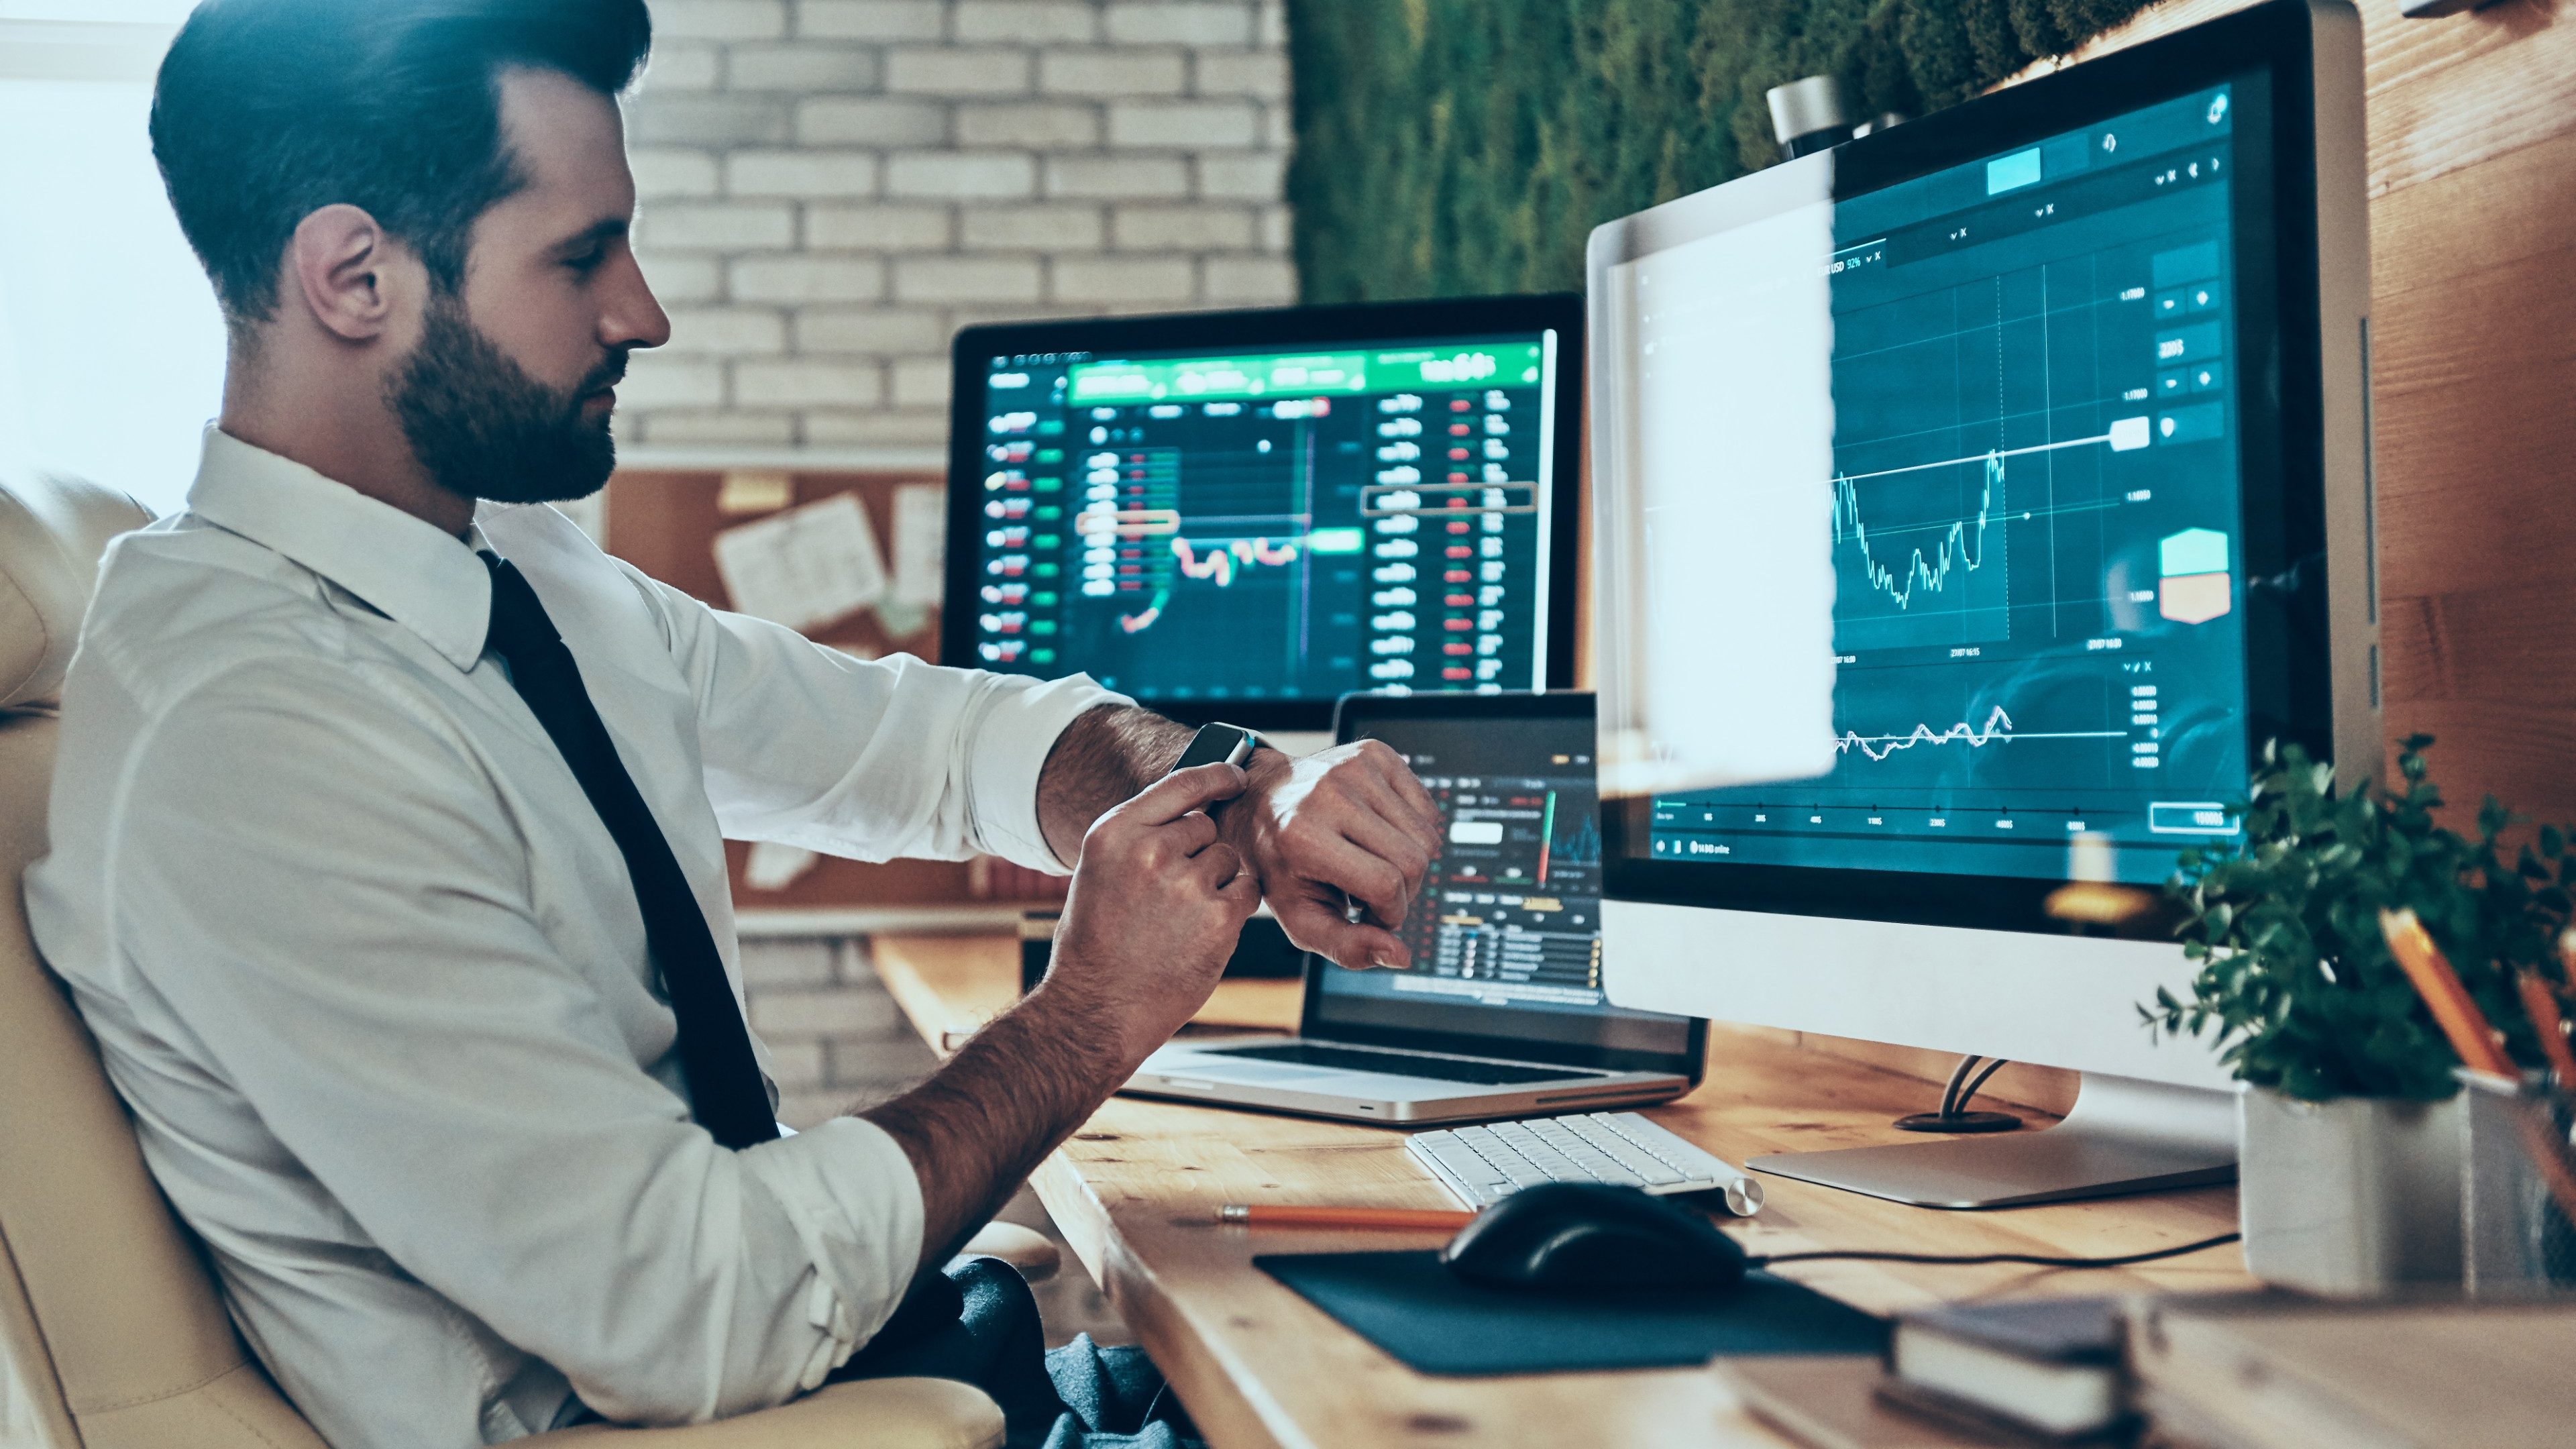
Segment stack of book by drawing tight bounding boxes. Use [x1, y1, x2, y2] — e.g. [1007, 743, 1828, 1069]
[1721, 1293, 2575, 1448]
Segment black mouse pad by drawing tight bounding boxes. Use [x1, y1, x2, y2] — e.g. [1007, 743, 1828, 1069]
[1253, 1250, 1887, 1375]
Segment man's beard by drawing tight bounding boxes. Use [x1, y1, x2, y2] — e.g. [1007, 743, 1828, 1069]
[388, 294, 627, 506]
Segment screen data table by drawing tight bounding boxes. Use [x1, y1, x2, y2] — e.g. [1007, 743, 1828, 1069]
[967, 339, 1557, 706]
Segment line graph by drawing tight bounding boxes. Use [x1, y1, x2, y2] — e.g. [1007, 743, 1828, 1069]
[1117, 589, 1167, 634]
[1835, 451, 2003, 612]
[1116, 534, 1301, 635]
[1833, 431, 2110, 486]
[1829, 441, 2015, 648]
[1844, 701, 2123, 768]
[1837, 704, 2015, 761]
[1819, 256, 2147, 652]
[1832, 705, 2127, 763]
[1171, 535, 1300, 588]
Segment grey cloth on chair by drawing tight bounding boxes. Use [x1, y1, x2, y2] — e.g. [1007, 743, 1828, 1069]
[834, 1258, 1203, 1449]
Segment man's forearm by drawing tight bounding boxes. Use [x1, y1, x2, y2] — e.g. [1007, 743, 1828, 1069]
[1033, 705, 1193, 863]
[861, 984, 1127, 1269]
[1036, 704, 1296, 867]
[863, 711, 1273, 1274]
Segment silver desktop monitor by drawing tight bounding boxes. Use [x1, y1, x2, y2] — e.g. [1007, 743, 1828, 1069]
[1587, 0, 2373, 1208]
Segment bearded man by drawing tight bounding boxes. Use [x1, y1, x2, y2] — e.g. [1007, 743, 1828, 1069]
[26, 4, 1444, 1447]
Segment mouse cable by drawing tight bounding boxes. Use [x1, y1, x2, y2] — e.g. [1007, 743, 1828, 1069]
[1750, 1230, 2241, 1272]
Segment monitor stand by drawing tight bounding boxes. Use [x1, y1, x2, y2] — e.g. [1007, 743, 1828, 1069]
[1746, 1073, 2237, 1210]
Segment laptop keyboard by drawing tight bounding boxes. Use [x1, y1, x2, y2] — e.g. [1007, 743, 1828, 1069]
[1217, 1041, 1596, 1086]
[1409, 1112, 1765, 1215]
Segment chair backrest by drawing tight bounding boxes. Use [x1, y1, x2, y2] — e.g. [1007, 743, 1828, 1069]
[0, 471, 327, 1449]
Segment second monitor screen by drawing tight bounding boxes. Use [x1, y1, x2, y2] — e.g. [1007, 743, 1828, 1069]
[965, 333, 1562, 708]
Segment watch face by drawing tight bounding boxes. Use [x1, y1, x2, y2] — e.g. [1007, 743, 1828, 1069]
[1174, 723, 1255, 772]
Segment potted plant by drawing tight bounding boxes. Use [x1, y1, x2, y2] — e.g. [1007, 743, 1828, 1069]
[2144, 736, 2574, 1296]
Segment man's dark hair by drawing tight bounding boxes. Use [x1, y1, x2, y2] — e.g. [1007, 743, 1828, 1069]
[152, 0, 652, 332]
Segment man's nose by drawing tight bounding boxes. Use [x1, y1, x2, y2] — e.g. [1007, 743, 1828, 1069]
[602, 251, 671, 352]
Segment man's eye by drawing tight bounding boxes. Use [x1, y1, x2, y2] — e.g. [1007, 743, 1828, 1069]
[566, 249, 606, 274]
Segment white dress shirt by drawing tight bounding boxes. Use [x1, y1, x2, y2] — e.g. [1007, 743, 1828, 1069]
[26, 430, 1122, 1449]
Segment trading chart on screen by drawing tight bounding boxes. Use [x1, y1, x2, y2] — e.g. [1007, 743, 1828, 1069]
[1315, 710, 1637, 1022]
[1648, 84, 2256, 885]
[966, 336, 1559, 706]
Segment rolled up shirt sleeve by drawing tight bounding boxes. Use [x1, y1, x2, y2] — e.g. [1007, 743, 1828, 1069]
[107, 661, 924, 1424]
[614, 561, 1126, 872]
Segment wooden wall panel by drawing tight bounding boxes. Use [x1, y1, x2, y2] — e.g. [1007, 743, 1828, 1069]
[2361, 0, 2576, 195]
[2360, 0, 2576, 825]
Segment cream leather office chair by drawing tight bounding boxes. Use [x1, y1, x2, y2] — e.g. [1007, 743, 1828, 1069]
[0, 471, 1004, 1449]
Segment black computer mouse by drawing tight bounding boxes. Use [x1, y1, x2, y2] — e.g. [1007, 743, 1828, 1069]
[1440, 1182, 1750, 1293]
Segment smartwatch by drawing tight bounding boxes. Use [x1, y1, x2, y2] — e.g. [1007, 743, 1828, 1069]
[1167, 722, 1259, 774]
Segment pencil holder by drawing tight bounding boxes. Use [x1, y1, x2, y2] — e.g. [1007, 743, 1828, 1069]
[2459, 1069, 2576, 1295]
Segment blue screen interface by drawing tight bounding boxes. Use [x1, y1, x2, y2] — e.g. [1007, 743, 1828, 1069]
[1648, 83, 2257, 886]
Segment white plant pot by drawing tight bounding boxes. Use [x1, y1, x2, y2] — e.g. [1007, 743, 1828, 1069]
[2237, 1087, 2463, 1297]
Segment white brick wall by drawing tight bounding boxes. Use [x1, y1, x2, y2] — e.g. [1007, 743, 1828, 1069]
[622, 0, 1294, 453]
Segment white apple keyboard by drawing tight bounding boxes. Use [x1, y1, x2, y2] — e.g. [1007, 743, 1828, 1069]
[1407, 1111, 1765, 1217]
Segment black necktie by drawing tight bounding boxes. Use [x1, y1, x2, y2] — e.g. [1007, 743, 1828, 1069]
[480, 552, 780, 1149]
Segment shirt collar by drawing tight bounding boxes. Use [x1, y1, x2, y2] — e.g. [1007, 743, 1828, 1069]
[185, 427, 494, 672]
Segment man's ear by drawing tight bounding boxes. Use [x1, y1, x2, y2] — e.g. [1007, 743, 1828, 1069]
[286, 204, 414, 343]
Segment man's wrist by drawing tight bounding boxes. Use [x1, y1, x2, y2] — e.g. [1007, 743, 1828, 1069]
[1228, 743, 1289, 791]
[1019, 967, 1157, 1078]
[1216, 745, 1290, 851]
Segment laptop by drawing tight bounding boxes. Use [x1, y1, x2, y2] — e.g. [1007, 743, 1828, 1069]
[1123, 692, 1705, 1124]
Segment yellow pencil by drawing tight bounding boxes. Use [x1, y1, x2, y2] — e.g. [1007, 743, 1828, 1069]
[2379, 908, 2513, 1075]
[2516, 969, 2576, 1089]
[2381, 912, 2576, 1232]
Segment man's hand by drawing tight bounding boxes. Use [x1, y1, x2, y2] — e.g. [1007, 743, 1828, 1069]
[1040, 761, 1263, 1067]
[1222, 741, 1446, 970]
[865, 760, 1259, 1269]
[1029, 706, 1446, 969]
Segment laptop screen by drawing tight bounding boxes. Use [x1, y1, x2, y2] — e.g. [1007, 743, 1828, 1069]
[1305, 695, 1699, 1066]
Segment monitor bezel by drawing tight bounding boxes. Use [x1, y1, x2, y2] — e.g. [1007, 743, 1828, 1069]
[1299, 690, 1709, 1080]
[942, 295, 1588, 731]
[1591, 0, 2339, 936]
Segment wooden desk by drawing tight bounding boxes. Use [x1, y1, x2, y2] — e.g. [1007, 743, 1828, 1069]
[871, 932, 2254, 1449]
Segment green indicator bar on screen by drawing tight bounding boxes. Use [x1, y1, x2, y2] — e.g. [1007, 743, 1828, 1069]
[1305, 527, 1365, 554]
[2159, 527, 2229, 577]
[1368, 342, 1546, 389]
[1069, 352, 1371, 403]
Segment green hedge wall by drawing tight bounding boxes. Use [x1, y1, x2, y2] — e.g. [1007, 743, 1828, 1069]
[1285, 0, 2156, 303]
